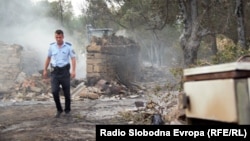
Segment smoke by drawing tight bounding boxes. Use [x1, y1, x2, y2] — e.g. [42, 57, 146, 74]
[0, 0, 86, 79]
[116, 28, 182, 68]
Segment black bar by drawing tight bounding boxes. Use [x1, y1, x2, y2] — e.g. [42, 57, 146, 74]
[96, 125, 250, 140]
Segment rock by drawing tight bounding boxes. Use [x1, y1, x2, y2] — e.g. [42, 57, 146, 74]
[70, 79, 84, 88]
[79, 92, 99, 100]
[151, 114, 165, 125]
[95, 79, 110, 91]
[170, 119, 184, 125]
[30, 86, 42, 93]
[16, 72, 27, 83]
[134, 101, 144, 108]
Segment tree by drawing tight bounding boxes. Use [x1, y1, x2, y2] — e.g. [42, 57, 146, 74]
[82, 0, 250, 67]
[235, 0, 247, 49]
[39, 0, 73, 27]
[85, 0, 114, 28]
[178, 0, 212, 67]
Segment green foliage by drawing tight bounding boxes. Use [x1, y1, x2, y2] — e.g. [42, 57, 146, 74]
[153, 85, 162, 93]
[168, 45, 250, 92]
[169, 67, 183, 91]
[169, 67, 183, 79]
[212, 45, 250, 64]
[118, 111, 152, 124]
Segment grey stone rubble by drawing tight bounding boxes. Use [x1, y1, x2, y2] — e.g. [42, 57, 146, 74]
[0, 41, 185, 141]
[1, 72, 184, 123]
[0, 41, 185, 124]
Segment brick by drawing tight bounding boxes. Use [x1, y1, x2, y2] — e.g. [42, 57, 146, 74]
[87, 65, 93, 73]
[87, 44, 101, 52]
[94, 53, 106, 59]
[87, 53, 95, 59]
[87, 73, 101, 78]
[94, 65, 106, 73]
[87, 59, 103, 65]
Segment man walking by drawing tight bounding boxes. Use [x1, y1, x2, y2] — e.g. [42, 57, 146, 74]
[43, 29, 76, 118]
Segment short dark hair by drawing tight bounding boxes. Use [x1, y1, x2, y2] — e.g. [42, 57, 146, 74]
[55, 29, 64, 35]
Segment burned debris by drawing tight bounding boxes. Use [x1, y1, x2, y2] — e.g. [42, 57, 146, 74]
[0, 35, 184, 125]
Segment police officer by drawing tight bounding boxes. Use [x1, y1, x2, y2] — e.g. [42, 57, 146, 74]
[43, 29, 76, 118]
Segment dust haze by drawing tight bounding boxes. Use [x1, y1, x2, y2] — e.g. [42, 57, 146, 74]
[0, 0, 86, 79]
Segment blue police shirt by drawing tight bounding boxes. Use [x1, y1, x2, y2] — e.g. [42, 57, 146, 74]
[48, 42, 76, 67]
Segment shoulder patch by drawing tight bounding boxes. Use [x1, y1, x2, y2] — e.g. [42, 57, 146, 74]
[65, 42, 72, 46]
[50, 42, 56, 45]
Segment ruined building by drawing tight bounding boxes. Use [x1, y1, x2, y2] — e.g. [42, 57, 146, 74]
[86, 34, 141, 87]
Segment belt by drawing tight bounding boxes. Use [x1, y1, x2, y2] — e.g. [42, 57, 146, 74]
[51, 64, 70, 71]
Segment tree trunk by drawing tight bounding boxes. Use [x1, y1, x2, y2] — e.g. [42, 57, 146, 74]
[59, 0, 64, 26]
[235, 0, 246, 49]
[210, 33, 218, 55]
[183, 40, 200, 67]
[204, 0, 217, 55]
[179, 0, 202, 67]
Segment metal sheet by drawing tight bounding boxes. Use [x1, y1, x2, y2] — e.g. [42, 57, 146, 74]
[184, 79, 238, 122]
[184, 62, 250, 76]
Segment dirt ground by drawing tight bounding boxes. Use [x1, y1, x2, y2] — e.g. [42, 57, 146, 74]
[0, 99, 133, 141]
[0, 73, 184, 141]
[0, 102, 94, 141]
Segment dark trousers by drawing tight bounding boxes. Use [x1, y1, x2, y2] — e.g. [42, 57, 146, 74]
[50, 65, 71, 113]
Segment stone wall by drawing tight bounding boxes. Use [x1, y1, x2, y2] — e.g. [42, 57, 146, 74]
[0, 42, 23, 91]
[86, 35, 141, 86]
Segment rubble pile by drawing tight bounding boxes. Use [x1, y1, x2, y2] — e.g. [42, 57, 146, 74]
[2, 65, 151, 101]
[0, 70, 185, 124]
[2, 74, 131, 102]
[3, 74, 52, 102]
[118, 90, 185, 125]
[90, 33, 136, 46]
[0, 40, 185, 125]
